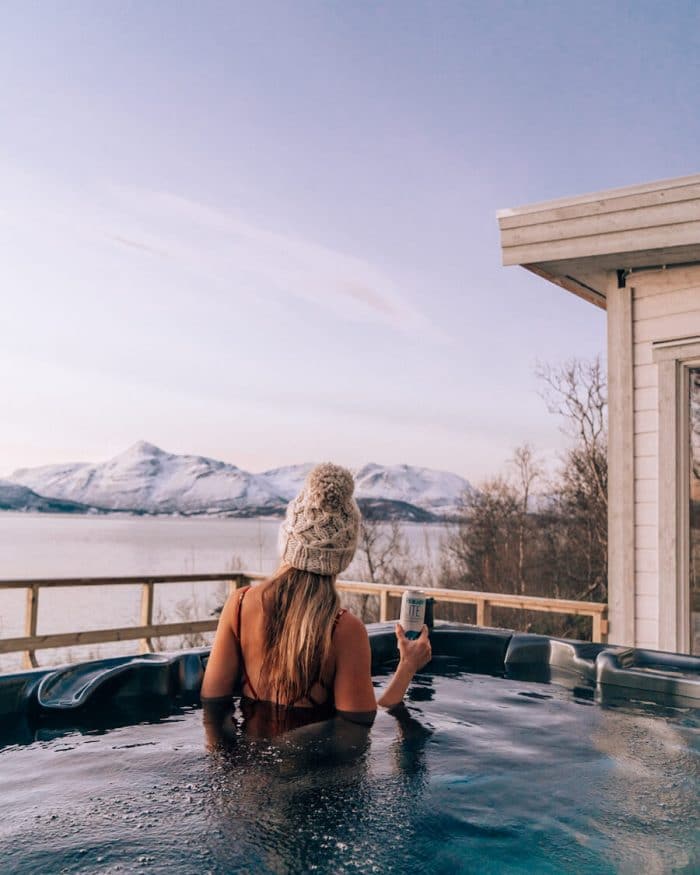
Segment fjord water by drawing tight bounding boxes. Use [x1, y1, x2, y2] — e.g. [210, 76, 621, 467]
[0, 512, 444, 670]
[1, 666, 698, 874]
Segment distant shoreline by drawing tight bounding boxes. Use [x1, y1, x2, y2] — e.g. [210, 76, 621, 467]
[0, 508, 455, 525]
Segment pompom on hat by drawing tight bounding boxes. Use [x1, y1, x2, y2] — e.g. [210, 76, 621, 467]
[279, 463, 361, 576]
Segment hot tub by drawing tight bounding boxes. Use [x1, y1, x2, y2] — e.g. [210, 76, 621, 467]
[1, 624, 698, 874]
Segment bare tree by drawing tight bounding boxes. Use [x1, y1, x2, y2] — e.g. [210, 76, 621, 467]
[354, 519, 407, 620]
[509, 444, 543, 594]
[537, 357, 608, 602]
[536, 358, 607, 511]
[439, 357, 608, 639]
[441, 476, 521, 593]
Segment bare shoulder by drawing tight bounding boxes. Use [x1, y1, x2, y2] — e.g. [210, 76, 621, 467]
[216, 592, 235, 630]
[221, 585, 248, 629]
[334, 610, 369, 645]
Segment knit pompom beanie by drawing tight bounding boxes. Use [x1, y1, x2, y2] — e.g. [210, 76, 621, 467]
[279, 463, 361, 576]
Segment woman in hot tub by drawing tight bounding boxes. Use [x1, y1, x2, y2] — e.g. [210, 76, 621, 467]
[201, 463, 431, 735]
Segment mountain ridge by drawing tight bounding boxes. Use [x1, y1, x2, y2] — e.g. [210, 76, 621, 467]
[7, 441, 472, 521]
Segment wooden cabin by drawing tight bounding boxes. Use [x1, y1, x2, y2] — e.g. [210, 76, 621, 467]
[498, 173, 700, 655]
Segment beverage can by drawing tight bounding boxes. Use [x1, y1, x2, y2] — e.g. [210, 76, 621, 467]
[399, 590, 427, 640]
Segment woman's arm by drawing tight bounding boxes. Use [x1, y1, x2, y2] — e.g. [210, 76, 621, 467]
[376, 624, 431, 708]
[202, 698, 236, 750]
[200, 592, 241, 701]
[333, 614, 432, 723]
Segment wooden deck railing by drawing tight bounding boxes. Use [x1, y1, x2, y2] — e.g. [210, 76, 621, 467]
[0, 572, 609, 669]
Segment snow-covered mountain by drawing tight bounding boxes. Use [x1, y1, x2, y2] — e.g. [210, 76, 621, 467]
[0, 480, 95, 514]
[7, 442, 472, 520]
[9, 441, 286, 516]
[355, 463, 470, 518]
[259, 464, 315, 501]
[258, 461, 470, 519]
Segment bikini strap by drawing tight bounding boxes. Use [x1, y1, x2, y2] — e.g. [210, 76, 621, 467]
[332, 608, 347, 634]
[234, 595, 345, 704]
[232, 586, 259, 700]
[233, 585, 251, 643]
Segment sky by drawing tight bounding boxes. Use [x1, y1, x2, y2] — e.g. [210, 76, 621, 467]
[1, 1, 698, 482]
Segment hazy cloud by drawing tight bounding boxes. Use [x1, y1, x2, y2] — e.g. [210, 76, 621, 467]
[106, 186, 446, 341]
[108, 234, 168, 257]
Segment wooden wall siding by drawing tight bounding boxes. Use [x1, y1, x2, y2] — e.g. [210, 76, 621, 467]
[635, 287, 700, 320]
[634, 504, 657, 526]
[632, 265, 700, 297]
[633, 387, 659, 412]
[633, 478, 657, 503]
[633, 342, 654, 366]
[636, 311, 700, 343]
[635, 594, 659, 620]
[635, 618, 660, 648]
[631, 266, 700, 649]
[635, 431, 658, 456]
[635, 549, 657, 572]
[634, 456, 656, 479]
[634, 410, 657, 434]
[633, 364, 658, 389]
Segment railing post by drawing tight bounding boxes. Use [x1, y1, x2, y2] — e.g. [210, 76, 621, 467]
[379, 589, 389, 623]
[23, 583, 39, 668]
[476, 599, 491, 628]
[592, 612, 605, 643]
[139, 581, 155, 653]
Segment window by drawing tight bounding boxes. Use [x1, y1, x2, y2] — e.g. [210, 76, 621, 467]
[653, 337, 700, 654]
[689, 368, 700, 655]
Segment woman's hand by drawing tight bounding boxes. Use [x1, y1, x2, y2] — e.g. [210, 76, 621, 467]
[395, 623, 431, 673]
[376, 623, 432, 709]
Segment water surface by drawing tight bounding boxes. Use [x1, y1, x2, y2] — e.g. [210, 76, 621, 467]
[1, 665, 698, 874]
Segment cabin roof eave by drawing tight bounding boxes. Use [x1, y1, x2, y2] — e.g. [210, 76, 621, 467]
[498, 173, 700, 309]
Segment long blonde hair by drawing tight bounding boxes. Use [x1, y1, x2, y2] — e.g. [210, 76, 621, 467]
[259, 565, 339, 705]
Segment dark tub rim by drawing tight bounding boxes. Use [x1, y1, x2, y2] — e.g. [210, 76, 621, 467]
[1, 622, 699, 722]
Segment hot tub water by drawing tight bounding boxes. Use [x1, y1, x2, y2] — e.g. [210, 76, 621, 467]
[1, 661, 698, 874]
